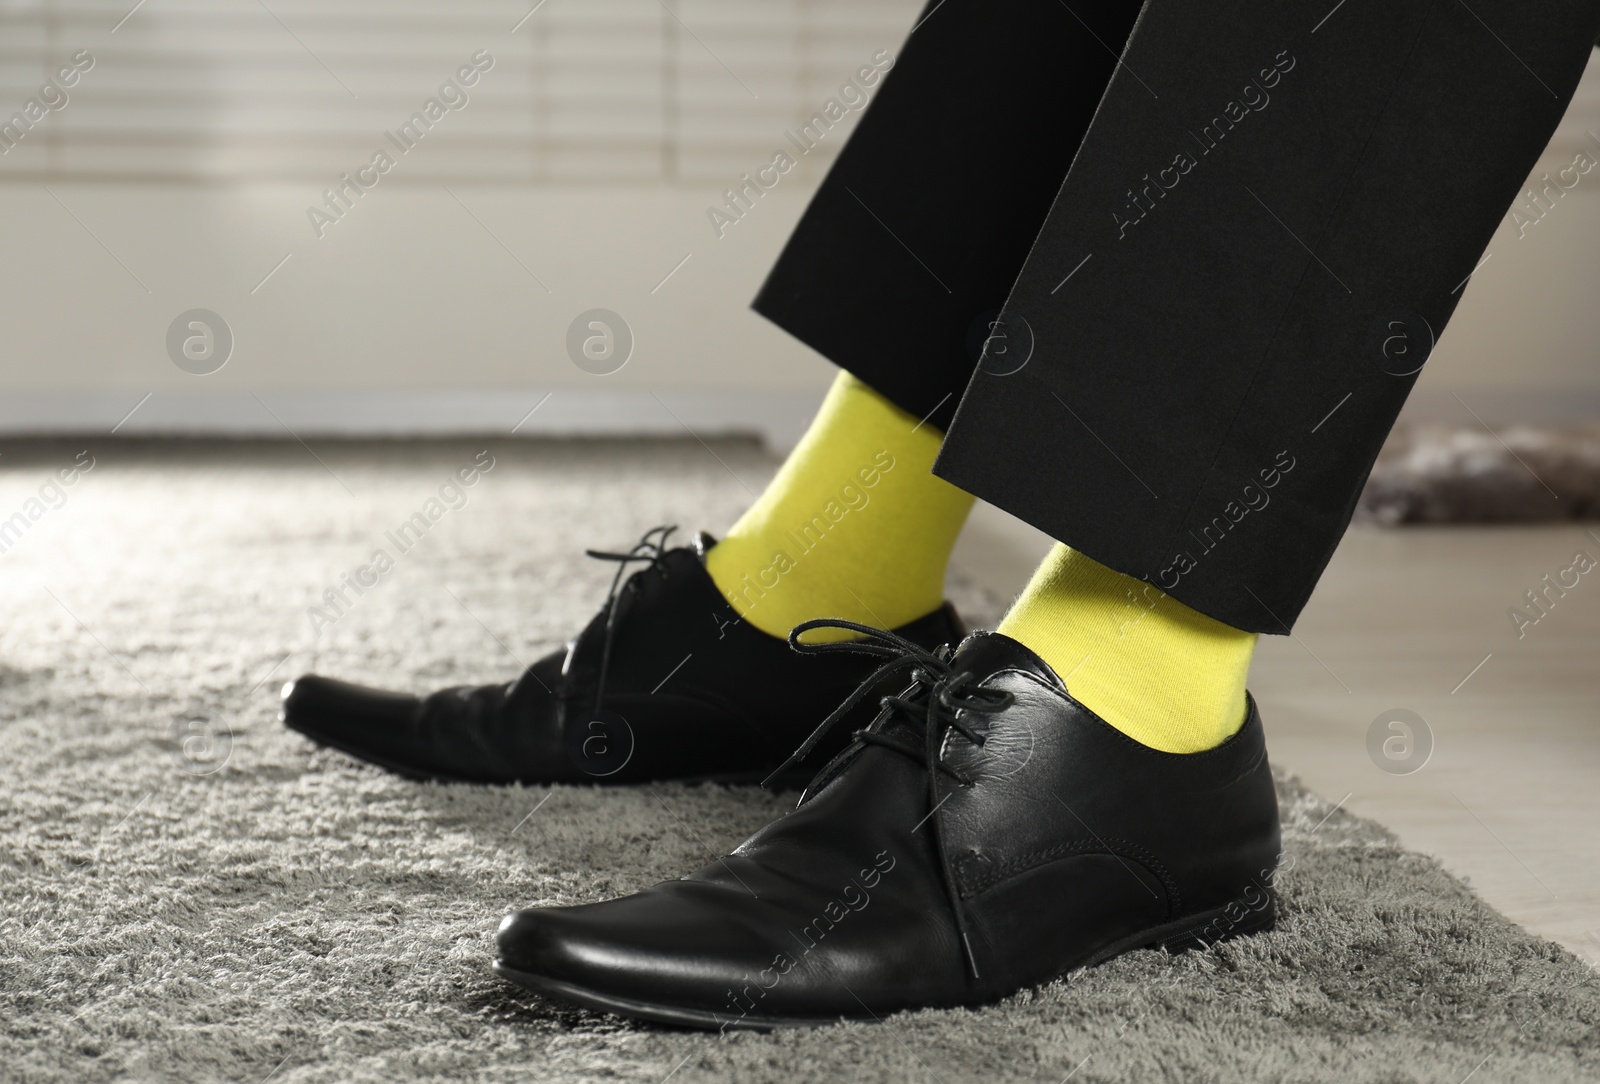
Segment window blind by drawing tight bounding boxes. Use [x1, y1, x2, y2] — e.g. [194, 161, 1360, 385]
[0, 0, 922, 184]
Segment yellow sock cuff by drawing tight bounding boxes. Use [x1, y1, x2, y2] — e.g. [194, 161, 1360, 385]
[707, 373, 974, 640]
[998, 544, 1255, 753]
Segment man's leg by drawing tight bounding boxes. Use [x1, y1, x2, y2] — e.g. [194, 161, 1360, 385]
[751, 1, 1145, 431]
[705, 0, 1145, 638]
[937, 0, 1600, 754]
[939, 1, 1600, 632]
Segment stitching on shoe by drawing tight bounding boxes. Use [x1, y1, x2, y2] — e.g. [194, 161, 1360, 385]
[958, 836, 1181, 916]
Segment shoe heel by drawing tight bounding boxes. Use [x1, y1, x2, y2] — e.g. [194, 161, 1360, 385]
[1149, 891, 1276, 954]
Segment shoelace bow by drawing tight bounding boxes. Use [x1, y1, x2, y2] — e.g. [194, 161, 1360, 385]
[580, 524, 678, 713]
[762, 618, 1015, 980]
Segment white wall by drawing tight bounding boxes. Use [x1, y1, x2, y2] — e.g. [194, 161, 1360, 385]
[0, 182, 838, 445]
[1409, 157, 1600, 421]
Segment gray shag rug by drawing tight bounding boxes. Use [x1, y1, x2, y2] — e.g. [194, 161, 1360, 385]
[1359, 424, 1600, 524]
[1, 437, 1596, 1084]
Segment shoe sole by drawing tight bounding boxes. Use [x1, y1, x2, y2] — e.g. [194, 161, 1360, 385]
[283, 717, 814, 790]
[493, 890, 1277, 1032]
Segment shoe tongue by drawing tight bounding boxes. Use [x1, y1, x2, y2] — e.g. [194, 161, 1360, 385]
[947, 630, 1067, 692]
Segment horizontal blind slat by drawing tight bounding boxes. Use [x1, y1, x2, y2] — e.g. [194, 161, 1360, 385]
[0, 0, 921, 184]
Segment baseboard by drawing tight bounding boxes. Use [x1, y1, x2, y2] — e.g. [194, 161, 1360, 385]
[1398, 387, 1600, 426]
[0, 386, 1590, 458]
[0, 389, 828, 453]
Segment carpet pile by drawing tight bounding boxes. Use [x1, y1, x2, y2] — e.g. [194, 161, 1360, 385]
[1, 438, 1596, 1083]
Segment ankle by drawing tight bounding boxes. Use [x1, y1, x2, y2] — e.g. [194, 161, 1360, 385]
[997, 545, 1255, 753]
[705, 372, 974, 640]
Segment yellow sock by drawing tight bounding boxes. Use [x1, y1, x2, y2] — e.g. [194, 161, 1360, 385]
[707, 373, 975, 641]
[997, 544, 1256, 752]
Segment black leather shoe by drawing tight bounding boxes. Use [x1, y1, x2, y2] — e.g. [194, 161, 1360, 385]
[280, 528, 964, 786]
[493, 620, 1282, 1030]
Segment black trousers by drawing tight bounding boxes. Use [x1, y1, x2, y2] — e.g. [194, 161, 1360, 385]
[754, 0, 1600, 633]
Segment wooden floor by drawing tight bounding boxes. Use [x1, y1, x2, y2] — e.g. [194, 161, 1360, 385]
[954, 505, 1600, 968]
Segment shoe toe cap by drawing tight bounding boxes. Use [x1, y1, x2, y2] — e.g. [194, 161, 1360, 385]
[496, 908, 559, 970]
[280, 673, 423, 752]
[281, 672, 417, 726]
[495, 906, 642, 993]
[494, 886, 779, 1008]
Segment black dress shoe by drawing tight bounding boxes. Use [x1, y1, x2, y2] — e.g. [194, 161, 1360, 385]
[493, 620, 1282, 1030]
[280, 528, 964, 786]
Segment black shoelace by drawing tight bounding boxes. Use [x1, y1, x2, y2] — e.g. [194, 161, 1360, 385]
[762, 618, 1015, 980]
[580, 524, 678, 713]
